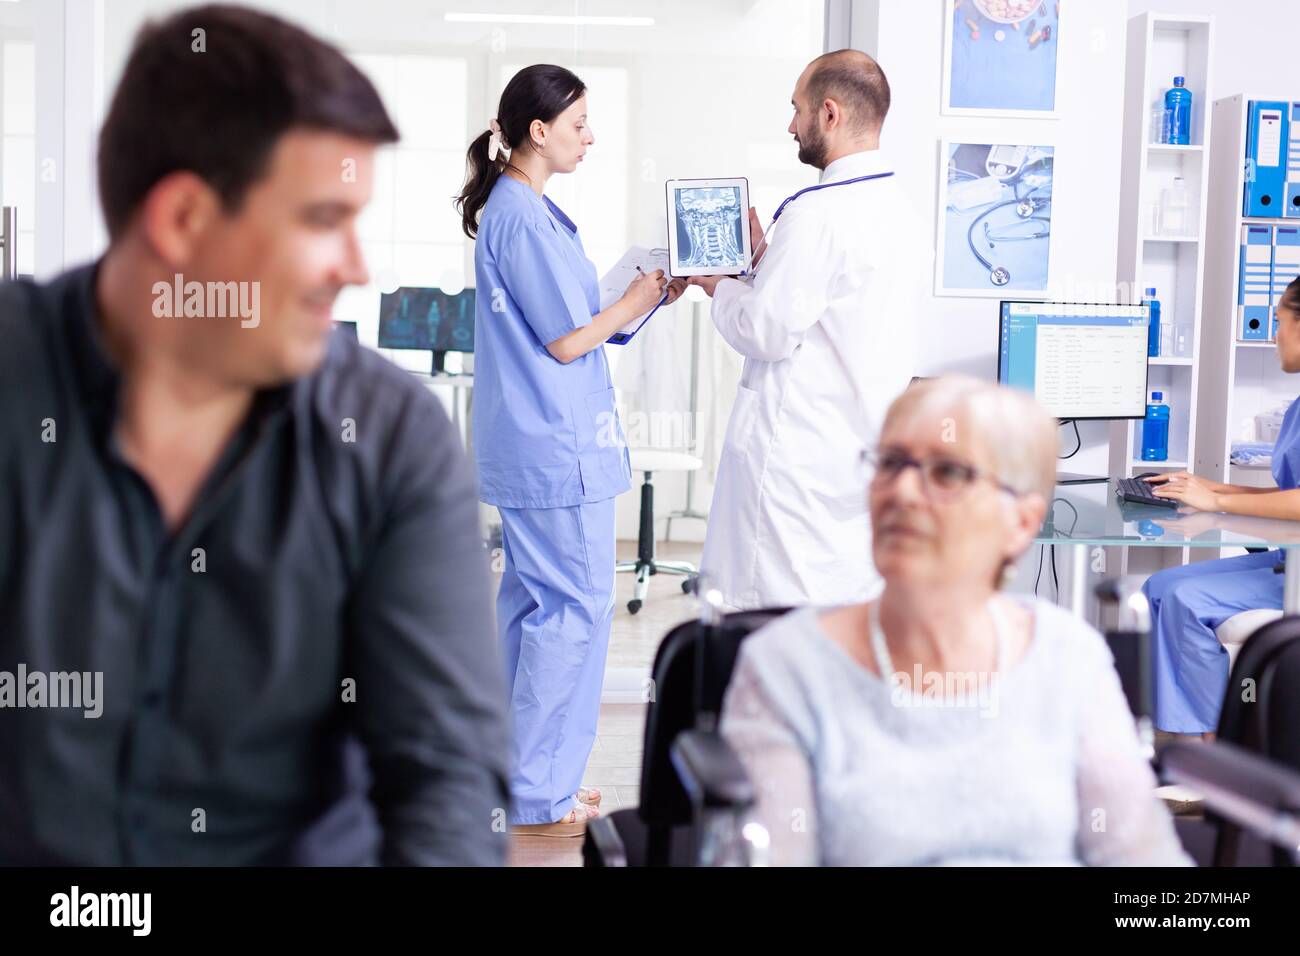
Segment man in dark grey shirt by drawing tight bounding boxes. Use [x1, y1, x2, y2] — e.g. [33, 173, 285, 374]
[0, 5, 510, 865]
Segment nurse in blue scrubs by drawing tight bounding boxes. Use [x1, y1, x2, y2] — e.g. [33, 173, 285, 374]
[455, 65, 684, 836]
[1142, 276, 1300, 736]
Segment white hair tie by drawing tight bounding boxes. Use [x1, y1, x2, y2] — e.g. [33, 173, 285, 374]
[487, 118, 511, 162]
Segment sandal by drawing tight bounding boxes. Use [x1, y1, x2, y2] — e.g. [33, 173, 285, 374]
[511, 802, 599, 839]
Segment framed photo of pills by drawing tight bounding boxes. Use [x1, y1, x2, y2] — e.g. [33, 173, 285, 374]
[941, 0, 1062, 117]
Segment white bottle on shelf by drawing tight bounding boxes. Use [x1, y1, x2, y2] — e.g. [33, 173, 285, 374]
[1160, 176, 1190, 236]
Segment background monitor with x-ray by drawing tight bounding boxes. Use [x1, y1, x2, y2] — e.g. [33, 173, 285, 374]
[378, 286, 475, 375]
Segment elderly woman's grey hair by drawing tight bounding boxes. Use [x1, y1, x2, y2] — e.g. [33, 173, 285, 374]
[881, 375, 1058, 503]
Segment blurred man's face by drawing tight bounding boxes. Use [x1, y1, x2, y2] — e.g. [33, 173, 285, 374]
[181, 129, 375, 386]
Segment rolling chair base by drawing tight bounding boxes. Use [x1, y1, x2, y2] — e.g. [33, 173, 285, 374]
[616, 559, 698, 614]
[617, 464, 700, 614]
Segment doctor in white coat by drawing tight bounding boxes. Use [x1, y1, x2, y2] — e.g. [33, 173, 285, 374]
[689, 49, 920, 609]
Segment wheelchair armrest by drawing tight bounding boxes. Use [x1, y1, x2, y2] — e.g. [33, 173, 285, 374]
[583, 815, 628, 867]
[670, 729, 756, 811]
[1159, 740, 1300, 853]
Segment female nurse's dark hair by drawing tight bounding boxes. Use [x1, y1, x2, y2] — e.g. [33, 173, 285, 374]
[1282, 275, 1300, 316]
[455, 64, 586, 239]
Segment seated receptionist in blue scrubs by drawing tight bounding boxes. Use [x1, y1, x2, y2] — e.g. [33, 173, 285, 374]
[455, 64, 685, 837]
[1141, 275, 1300, 737]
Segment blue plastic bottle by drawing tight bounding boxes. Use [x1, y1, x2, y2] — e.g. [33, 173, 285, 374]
[1144, 288, 1162, 357]
[1142, 391, 1170, 462]
[1165, 77, 1192, 145]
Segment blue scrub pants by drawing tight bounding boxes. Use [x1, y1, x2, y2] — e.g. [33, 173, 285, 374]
[1143, 549, 1284, 734]
[497, 499, 616, 824]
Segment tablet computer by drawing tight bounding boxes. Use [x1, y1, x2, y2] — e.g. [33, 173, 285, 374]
[665, 177, 751, 277]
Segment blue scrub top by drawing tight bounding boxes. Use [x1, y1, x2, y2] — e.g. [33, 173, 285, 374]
[1272, 395, 1300, 490]
[471, 175, 631, 509]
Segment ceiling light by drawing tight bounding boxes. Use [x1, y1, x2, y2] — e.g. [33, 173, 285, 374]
[444, 12, 654, 27]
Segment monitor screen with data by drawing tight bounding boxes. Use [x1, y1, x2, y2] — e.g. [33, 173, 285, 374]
[997, 301, 1150, 420]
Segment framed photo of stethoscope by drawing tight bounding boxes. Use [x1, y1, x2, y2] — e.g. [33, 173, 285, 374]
[934, 139, 1055, 298]
[941, 0, 1062, 118]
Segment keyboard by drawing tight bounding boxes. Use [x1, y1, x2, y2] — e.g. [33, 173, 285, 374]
[1116, 476, 1179, 509]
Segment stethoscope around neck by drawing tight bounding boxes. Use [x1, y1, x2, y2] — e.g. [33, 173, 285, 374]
[747, 171, 895, 274]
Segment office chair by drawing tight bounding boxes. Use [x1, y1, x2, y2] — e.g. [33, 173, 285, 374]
[1096, 578, 1300, 865]
[583, 594, 791, 866]
[1216, 608, 1283, 669]
[616, 449, 702, 614]
[1170, 614, 1300, 866]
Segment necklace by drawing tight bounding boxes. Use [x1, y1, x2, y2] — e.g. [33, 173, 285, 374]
[867, 598, 1008, 686]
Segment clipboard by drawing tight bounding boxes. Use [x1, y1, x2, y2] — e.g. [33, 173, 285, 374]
[601, 245, 672, 345]
[606, 293, 670, 345]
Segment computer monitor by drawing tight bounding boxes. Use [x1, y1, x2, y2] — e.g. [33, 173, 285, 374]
[377, 286, 475, 374]
[997, 300, 1151, 421]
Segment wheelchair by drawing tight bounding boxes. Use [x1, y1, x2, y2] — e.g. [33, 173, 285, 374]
[584, 580, 1300, 866]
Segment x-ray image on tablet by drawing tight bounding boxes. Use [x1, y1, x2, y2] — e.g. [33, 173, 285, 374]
[665, 177, 751, 277]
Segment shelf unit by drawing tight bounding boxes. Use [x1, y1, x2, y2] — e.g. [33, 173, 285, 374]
[1108, 13, 1213, 577]
[1148, 144, 1204, 155]
[1110, 13, 1214, 483]
[1198, 92, 1299, 489]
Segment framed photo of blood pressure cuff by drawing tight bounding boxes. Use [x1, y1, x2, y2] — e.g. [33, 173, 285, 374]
[665, 178, 752, 277]
[935, 140, 1055, 298]
[941, 0, 1062, 117]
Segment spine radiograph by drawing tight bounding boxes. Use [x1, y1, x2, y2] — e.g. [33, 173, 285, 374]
[678, 188, 744, 267]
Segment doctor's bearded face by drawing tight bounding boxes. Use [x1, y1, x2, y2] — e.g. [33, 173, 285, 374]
[788, 70, 830, 170]
[868, 411, 1019, 592]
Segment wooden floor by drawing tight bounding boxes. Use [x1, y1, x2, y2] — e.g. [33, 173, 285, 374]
[505, 538, 701, 867]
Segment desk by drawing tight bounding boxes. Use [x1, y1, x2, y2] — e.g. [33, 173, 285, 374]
[1037, 480, 1300, 618]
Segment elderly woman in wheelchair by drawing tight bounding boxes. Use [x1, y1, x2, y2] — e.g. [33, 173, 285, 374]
[719, 376, 1190, 865]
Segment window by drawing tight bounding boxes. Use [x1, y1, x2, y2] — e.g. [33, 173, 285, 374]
[337, 52, 470, 371]
[2, 40, 36, 276]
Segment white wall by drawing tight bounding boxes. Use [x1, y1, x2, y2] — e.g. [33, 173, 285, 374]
[854, 0, 1130, 486]
[79, 0, 825, 547]
[855, 0, 1294, 485]
[32, 0, 105, 279]
[26, 0, 1298, 558]
[1128, 0, 1293, 98]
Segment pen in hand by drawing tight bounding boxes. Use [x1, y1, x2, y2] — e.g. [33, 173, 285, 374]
[631, 263, 672, 309]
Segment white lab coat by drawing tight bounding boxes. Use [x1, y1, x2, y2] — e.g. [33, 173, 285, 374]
[701, 149, 920, 609]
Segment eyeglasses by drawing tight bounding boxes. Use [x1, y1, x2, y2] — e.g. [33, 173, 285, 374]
[863, 447, 1022, 500]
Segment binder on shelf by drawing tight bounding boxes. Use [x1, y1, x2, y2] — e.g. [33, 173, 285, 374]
[1273, 226, 1300, 338]
[1244, 100, 1288, 218]
[1239, 224, 1274, 341]
[1287, 102, 1300, 218]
